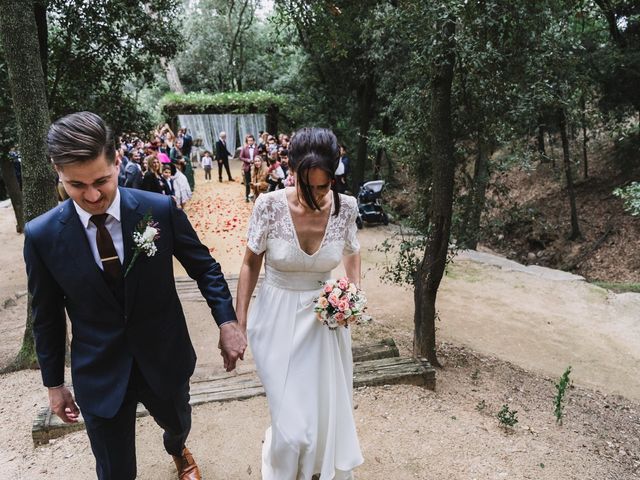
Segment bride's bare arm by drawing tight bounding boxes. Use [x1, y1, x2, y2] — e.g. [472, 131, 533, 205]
[236, 248, 264, 331]
[343, 252, 361, 289]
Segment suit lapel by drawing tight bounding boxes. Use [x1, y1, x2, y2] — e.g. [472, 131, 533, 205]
[57, 200, 121, 311]
[120, 188, 144, 318]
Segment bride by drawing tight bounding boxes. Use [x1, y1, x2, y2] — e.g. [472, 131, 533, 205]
[236, 127, 364, 479]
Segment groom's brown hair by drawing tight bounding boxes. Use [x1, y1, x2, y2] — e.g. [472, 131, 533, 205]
[47, 111, 116, 167]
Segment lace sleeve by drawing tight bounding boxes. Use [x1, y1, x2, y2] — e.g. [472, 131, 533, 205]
[247, 194, 269, 254]
[343, 196, 360, 255]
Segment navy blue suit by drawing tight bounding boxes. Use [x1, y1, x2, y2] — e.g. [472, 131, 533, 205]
[24, 187, 236, 478]
[25, 187, 236, 417]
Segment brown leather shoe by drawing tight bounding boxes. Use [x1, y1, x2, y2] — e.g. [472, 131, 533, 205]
[172, 447, 202, 480]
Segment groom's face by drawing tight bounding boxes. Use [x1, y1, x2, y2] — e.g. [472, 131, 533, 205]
[56, 153, 121, 215]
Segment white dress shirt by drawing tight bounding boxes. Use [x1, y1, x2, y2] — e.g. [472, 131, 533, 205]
[249, 144, 255, 160]
[73, 189, 124, 270]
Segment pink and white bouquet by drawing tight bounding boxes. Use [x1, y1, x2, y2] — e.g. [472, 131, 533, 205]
[314, 277, 367, 330]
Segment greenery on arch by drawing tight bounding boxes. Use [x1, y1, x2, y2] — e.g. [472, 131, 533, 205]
[159, 91, 287, 117]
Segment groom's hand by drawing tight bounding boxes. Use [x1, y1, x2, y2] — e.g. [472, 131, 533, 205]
[48, 386, 80, 423]
[218, 321, 247, 372]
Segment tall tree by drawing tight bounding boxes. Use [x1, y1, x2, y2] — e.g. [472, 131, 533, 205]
[177, 0, 258, 92]
[275, 0, 383, 188]
[0, 0, 57, 370]
[413, 9, 457, 367]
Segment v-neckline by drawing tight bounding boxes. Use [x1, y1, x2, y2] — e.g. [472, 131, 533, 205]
[283, 188, 333, 257]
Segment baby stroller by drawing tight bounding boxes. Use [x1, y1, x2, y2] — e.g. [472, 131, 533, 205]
[356, 180, 389, 229]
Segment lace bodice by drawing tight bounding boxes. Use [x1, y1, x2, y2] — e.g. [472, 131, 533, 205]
[247, 189, 360, 278]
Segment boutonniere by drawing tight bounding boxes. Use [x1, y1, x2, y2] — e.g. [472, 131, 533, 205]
[124, 213, 160, 277]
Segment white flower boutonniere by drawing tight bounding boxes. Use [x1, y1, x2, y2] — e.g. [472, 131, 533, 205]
[124, 213, 160, 277]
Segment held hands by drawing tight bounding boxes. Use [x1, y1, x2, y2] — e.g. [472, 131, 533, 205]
[218, 322, 247, 372]
[48, 386, 80, 423]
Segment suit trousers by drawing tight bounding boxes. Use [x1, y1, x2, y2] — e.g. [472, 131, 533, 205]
[243, 170, 252, 198]
[83, 362, 192, 480]
[218, 158, 233, 181]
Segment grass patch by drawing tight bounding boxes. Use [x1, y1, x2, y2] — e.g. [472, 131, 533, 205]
[591, 281, 640, 294]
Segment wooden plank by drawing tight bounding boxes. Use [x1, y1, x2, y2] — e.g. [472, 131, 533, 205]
[352, 338, 399, 362]
[32, 354, 434, 445]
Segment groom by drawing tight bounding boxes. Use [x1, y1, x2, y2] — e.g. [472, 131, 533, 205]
[24, 111, 247, 480]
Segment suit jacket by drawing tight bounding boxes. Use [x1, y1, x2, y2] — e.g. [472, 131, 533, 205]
[215, 139, 231, 161]
[24, 187, 236, 418]
[239, 145, 257, 173]
[123, 162, 143, 189]
[181, 134, 193, 157]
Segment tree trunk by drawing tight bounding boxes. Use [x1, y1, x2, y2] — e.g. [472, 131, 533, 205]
[558, 108, 582, 241]
[0, 155, 24, 232]
[460, 137, 491, 250]
[537, 122, 546, 156]
[353, 72, 376, 191]
[548, 131, 556, 168]
[382, 115, 395, 183]
[0, 0, 57, 371]
[161, 58, 185, 94]
[580, 94, 588, 179]
[34, 0, 48, 83]
[414, 14, 456, 368]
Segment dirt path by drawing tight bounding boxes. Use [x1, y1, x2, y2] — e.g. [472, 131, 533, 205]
[0, 161, 638, 479]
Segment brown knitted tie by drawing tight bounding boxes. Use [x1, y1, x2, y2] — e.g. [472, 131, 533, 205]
[90, 214, 122, 286]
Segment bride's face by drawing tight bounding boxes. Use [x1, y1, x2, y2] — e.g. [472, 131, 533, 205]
[298, 167, 332, 208]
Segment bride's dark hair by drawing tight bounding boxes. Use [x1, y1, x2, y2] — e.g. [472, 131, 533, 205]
[288, 127, 341, 216]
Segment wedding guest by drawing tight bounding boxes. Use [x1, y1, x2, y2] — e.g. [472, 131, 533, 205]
[266, 154, 285, 192]
[141, 156, 164, 194]
[201, 151, 213, 182]
[161, 164, 175, 197]
[215, 132, 234, 182]
[250, 156, 269, 200]
[173, 161, 193, 209]
[239, 134, 257, 202]
[124, 151, 143, 189]
[336, 144, 350, 193]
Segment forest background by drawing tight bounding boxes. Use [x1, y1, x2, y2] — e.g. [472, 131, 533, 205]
[0, 0, 639, 369]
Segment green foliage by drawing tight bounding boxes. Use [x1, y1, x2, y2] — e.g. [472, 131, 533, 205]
[0, 0, 182, 148]
[554, 366, 572, 425]
[592, 281, 640, 293]
[497, 404, 519, 428]
[613, 182, 640, 216]
[159, 90, 287, 116]
[46, 0, 182, 131]
[175, 0, 263, 93]
[373, 231, 427, 287]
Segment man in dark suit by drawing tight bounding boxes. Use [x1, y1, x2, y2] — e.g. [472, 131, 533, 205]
[24, 112, 246, 480]
[123, 150, 143, 189]
[179, 127, 193, 161]
[214, 131, 233, 183]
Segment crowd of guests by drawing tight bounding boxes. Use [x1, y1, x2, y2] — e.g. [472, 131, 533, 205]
[52, 123, 351, 210]
[116, 124, 194, 209]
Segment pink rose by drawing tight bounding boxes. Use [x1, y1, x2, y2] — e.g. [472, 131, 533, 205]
[323, 284, 334, 294]
[334, 312, 345, 324]
[338, 277, 349, 290]
[328, 293, 340, 307]
[337, 299, 350, 312]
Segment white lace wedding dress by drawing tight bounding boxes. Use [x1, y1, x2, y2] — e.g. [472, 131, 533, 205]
[246, 188, 364, 480]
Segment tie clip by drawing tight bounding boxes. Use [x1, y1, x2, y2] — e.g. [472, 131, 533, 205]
[101, 256, 119, 262]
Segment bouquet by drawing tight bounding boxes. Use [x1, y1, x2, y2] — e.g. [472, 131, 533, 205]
[314, 277, 367, 329]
